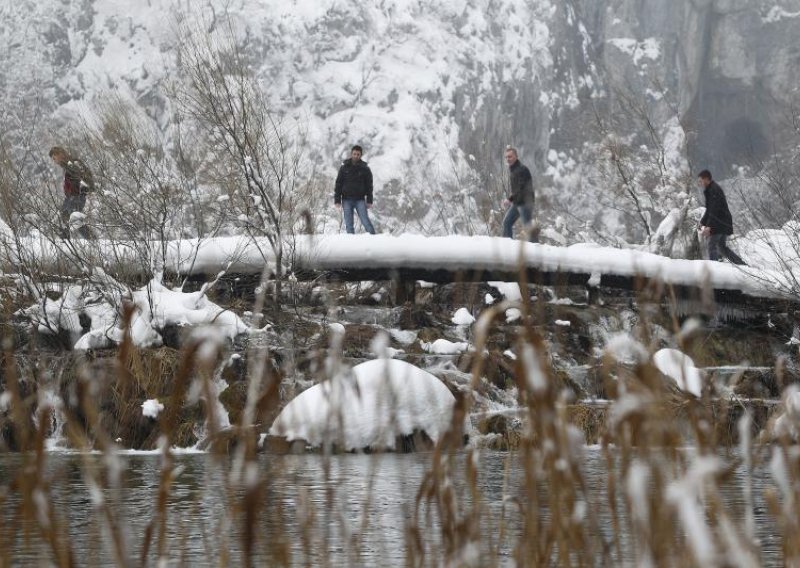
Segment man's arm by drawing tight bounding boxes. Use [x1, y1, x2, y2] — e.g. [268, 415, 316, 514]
[334, 166, 344, 204]
[366, 167, 373, 205]
[522, 166, 534, 204]
[699, 188, 709, 227]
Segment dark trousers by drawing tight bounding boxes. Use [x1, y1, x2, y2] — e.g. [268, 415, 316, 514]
[708, 233, 745, 265]
[502, 204, 538, 242]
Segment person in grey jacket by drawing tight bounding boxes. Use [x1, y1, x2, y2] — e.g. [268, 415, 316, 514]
[502, 147, 537, 242]
[334, 145, 375, 234]
[697, 169, 745, 265]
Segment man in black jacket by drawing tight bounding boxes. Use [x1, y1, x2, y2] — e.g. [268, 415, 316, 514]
[334, 145, 375, 234]
[502, 147, 538, 242]
[698, 169, 745, 265]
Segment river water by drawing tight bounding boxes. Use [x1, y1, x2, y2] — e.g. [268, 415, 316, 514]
[0, 448, 783, 566]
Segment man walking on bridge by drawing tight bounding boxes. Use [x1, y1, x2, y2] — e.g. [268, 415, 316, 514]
[697, 169, 746, 265]
[334, 145, 376, 234]
[502, 146, 538, 242]
[50, 145, 95, 239]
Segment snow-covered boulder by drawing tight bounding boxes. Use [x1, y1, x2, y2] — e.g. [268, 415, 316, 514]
[269, 359, 456, 451]
[421, 338, 470, 354]
[452, 307, 475, 326]
[771, 386, 800, 440]
[653, 348, 703, 397]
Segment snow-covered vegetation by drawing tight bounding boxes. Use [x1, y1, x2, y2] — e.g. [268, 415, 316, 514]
[3, 0, 800, 565]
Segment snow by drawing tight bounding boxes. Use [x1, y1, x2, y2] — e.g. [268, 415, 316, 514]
[763, 6, 800, 23]
[452, 307, 476, 326]
[667, 457, 723, 565]
[772, 385, 800, 439]
[142, 399, 164, 419]
[20, 273, 248, 350]
[488, 281, 523, 302]
[421, 338, 470, 354]
[653, 348, 703, 397]
[3, 233, 788, 302]
[389, 329, 417, 345]
[328, 322, 346, 336]
[604, 333, 649, 365]
[555, 319, 571, 327]
[607, 37, 661, 65]
[269, 359, 456, 451]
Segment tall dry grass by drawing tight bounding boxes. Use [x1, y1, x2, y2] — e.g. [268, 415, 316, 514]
[0, 275, 796, 567]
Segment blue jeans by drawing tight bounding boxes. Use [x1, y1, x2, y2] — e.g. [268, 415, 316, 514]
[342, 198, 375, 234]
[708, 233, 745, 265]
[502, 204, 537, 241]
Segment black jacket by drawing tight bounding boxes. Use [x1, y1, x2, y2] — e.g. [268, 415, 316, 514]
[700, 181, 733, 235]
[62, 158, 95, 197]
[334, 159, 373, 204]
[508, 160, 534, 206]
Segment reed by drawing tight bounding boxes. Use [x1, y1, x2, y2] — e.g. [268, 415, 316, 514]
[0, 279, 795, 567]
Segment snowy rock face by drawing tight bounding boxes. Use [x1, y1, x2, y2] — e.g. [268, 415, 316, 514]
[269, 359, 456, 451]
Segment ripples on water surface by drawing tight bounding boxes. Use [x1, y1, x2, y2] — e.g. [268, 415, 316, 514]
[0, 449, 782, 566]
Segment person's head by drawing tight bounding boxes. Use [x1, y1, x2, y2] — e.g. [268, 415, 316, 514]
[350, 145, 363, 162]
[505, 146, 518, 166]
[49, 146, 69, 167]
[697, 169, 713, 188]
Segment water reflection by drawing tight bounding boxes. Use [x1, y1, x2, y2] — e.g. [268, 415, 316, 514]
[0, 449, 783, 566]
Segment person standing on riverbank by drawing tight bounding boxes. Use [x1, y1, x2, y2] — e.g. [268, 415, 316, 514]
[50, 145, 95, 239]
[502, 146, 538, 242]
[697, 169, 745, 265]
[334, 145, 375, 234]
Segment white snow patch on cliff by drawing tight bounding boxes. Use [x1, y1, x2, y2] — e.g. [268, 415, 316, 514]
[607, 37, 661, 65]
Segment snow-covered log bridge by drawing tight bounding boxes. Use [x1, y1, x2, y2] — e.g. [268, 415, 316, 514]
[178, 234, 791, 310]
[5, 234, 794, 310]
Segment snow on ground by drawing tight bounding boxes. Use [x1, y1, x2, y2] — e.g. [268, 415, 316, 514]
[653, 348, 703, 397]
[268, 359, 456, 451]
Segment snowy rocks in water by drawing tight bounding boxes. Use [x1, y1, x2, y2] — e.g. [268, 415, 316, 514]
[652, 348, 703, 397]
[451, 308, 475, 326]
[268, 359, 456, 452]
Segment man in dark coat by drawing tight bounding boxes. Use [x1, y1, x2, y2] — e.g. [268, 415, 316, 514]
[698, 169, 745, 265]
[334, 144, 375, 234]
[502, 146, 538, 242]
[50, 146, 94, 239]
